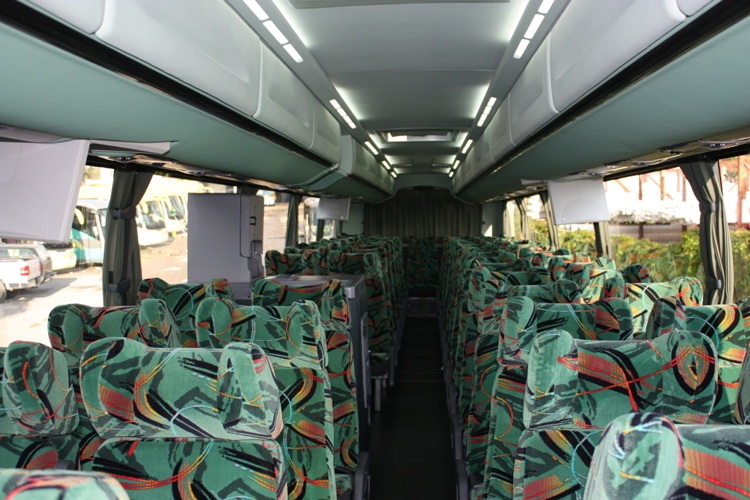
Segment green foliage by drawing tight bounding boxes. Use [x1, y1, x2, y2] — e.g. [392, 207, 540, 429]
[559, 229, 596, 256]
[731, 230, 750, 299]
[530, 219, 550, 247]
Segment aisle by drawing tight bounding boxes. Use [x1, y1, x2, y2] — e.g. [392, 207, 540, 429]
[368, 307, 456, 499]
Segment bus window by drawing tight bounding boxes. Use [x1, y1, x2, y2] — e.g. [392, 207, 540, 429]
[719, 154, 750, 299]
[606, 168, 701, 282]
[262, 191, 288, 252]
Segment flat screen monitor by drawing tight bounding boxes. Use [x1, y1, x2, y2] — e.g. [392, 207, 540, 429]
[0, 140, 89, 242]
[547, 177, 610, 225]
[318, 197, 351, 221]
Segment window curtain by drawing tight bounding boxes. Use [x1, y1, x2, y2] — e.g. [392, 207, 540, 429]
[540, 191, 559, 249]
[594, 221, 611, 257]
[497, 200, 507, 237]
[285, 193, 302, 248]
[363, 189, 482, 238]
[681, 160, 733, 304]
[103, 168, 153, 306]
[515, 198, 529, 239]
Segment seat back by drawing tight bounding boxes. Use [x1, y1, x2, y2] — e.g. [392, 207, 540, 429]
[524, 329, 717, 430]
[137, 277, 234, 346]
[264, 249, 307, 276]
[195, 299, 336, 499]
[584, 412, 750, 500]
[648, 296, 747, 423]
[0, 469, 129, 499]
[0, 342, 79, 470]
[81, 337, 287, 499]
[253, 278, 359, 475]
[604, 276, 704, 337]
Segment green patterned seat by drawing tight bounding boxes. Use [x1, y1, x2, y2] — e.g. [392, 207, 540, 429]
[265, 249, 308, 276]
[328, 250, 395, 408]
[47, 299, 182, 470]
[81, 337, 287, 499]
[621, 263, 651, 283]
[584, 412, 750, 499]
[647, 296, 747, 423]
[0, 468, 129, 499]
[195, 299, 337, 500]
[137, 277, 234, 347]
[463, 281, 581, 480]
[252, 278, 360, 498]
[604, 276, 704, 337]
[513, 329, 717, 499]
[476, 297, 635, 499]
[0, 342, 79, 470]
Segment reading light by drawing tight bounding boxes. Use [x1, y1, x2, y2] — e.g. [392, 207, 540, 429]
[243, 0, 268, 21]
[283, 44, 303, 63]
[524, 14, 545, 39]
[539, 0, 555, 14]
[461, 139, 473, 154]
[263, 20, 288, 45]
[365, 141, 379, 155]
[513, 38, 530, 59]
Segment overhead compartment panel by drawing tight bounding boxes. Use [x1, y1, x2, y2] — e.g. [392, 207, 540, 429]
[310, 100, 342, 164]
[95, 0, 262, 118]
[22, 0, 104, 33]
[255, 45, 315, 153]
[549, 0, 685, 112]
[320, 136, 394, 203]
[509, 38, 557, 145]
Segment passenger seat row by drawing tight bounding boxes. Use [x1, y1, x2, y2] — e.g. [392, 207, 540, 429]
[439, 236, 750, 500]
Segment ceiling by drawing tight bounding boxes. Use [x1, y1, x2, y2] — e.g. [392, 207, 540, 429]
[232, 0, 564, 174]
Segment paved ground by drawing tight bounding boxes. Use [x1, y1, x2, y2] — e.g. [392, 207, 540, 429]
[0, 235, 189, 347]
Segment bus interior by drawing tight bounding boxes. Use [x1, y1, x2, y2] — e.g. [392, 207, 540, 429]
[2, 0, 750, 498]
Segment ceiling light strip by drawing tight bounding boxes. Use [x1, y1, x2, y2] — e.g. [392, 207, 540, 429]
[283, 44, 303, 63]
[243, 0, 269, 21]
[461, 139, 474, 154]
[365, 141, 379, 156]
[513, 1, 555, 60]
[476, 96, 497, 127]
[263, 20, 288, 44]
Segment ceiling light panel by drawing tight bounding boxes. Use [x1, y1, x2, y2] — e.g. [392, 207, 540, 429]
[283, 44, 303, 63]
[524, 14, 545, 39]
[461, 139, 474, 154]
[263, 20, 288, 44]
[538, 0, 555, 15]
[243, 0, 268, 21]
[513, 38, 531, 59]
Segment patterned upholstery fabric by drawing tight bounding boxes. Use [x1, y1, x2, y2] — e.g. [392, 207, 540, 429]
[0, 469, 129, 499]
[579, 266, 623, 303]
[0, 342, 79, 470]
[584, 412, 750, 500]
[405, 237, 440, 294]
[81, 337, 287, 499]
[195, 299, 336, 500]
[512, 330, 718, 500]
[504, 268, 551, 286]
[621, 263, 651, 283]
[505, 279, 582, 304]
[478, 298, 635, 499]
[501, 297, 634, 366]
[47, 299, 182, 469]
[327, 250, 394, 372]
[265, 249, 308, 276]
[525, 329, 717, 430]
[137, 277, 234, 347]
[647, 296, 747, 423]
[252, 278, 359, 490]
[604, 277, 704, 337]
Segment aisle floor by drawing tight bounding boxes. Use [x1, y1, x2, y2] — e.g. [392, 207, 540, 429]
[368, 309, 455, 499]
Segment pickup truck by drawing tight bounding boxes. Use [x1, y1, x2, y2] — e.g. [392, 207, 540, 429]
[0, 244, 52, 302]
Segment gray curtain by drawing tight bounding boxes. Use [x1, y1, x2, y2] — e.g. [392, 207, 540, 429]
[364, 189, 482, 238]
[495, 200, 508, 237]
[102, 168, 153, 306]
[515, 198, 529, 239]
[286, 193, 302, 248]
[540, 191, 559, 249]
[682, 160, 733, 304]
[594, 221, 611, 257]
